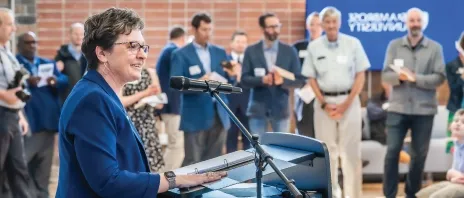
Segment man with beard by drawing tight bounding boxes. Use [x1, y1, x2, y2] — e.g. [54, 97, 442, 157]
[241, 13, 305, 139]
[301, 6, 370, 198]
[381, 7, 445, 198]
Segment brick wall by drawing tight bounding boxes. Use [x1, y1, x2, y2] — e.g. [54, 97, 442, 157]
[22, 0, 449, 106]
[33, 0, 307, 67]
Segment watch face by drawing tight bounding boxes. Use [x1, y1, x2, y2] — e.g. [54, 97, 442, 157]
[165, 171, 176, 178]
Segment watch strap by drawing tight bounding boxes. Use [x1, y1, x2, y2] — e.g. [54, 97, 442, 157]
[168, 178, 176, 189]
[321, 102, 327, 109]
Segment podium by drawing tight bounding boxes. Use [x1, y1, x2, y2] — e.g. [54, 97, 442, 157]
[160, 132, 332, 198]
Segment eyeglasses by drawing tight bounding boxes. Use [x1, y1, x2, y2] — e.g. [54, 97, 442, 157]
[265, 24, 282, 30]
[23, 40, 37, 45]
[114, 41, 150, 54]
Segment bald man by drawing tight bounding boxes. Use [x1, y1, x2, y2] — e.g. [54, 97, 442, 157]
[381, 7, 445, 198]
[54, 22, 85, 103]
[16, 32, 68, 198]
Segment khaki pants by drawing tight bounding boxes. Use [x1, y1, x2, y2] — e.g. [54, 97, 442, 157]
[416, 181, 464, 198]
[159, 114, 184, 172]
[313, 96, 362, 198]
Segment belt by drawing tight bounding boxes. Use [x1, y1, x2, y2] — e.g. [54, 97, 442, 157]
[321, 90, 351, 96]
[0, 106, 20, 113]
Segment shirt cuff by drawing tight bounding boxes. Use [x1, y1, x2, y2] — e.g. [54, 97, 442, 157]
[414, 74, 426, 87]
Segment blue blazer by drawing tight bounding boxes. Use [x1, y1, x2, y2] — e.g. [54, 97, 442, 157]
[446, 57, 464, 113]
[226, 55, 250, 112]
[241, 40, 305, 119]
[16, 55, 68, 133]
[171, 43, 231, 133]
[156, 42, 181, 114]
[56, 70, 160, 198]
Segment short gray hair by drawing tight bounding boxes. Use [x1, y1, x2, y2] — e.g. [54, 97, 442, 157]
[306, 12, 319, 26]
[320, 6, 342, 22]
[0, 8, 14, 25]
[70, 22, 84, 33]
[406, 7, 424, 19]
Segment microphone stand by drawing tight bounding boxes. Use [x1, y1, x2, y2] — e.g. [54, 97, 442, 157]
[204, 81, 302, 198]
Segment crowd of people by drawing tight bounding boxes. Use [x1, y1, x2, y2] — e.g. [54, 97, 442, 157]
[0, 4, 463, 198]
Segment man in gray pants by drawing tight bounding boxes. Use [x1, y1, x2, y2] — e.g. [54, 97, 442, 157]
[0, 8, 31, 198]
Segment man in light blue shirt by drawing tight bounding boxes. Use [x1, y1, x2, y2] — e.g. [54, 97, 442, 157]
[192, 41, 211, 74]
[301, 6, 370, 198]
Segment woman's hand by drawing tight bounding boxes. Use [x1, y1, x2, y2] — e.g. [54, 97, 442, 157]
[176, 171, 228, 189]
[143, 84, 160, 97]
[158, 171, 228, 193]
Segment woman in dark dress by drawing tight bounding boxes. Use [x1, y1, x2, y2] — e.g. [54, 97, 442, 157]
[121, 67, 165, 172]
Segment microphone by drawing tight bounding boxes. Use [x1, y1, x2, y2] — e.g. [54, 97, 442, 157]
[170, 76, 242, 94]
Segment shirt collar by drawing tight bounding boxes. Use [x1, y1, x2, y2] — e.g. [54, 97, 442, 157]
[192, 41, 209, 50]
[231, 51, 243, 61]
[456, 140, 464, 149]
[16, 54, 39, 66]
[323, 34, 341, 49]
[402, 35, 429, 48]
[67, 43, 82, 60]
[262, 40, 279, 51]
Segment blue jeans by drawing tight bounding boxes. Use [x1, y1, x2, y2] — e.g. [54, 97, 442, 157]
[383, 112, 434, 198]
[248, 117, 290, 139]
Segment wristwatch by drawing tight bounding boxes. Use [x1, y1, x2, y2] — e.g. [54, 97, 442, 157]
[164, 171, 176, 189]
[321, 102, 327, 109]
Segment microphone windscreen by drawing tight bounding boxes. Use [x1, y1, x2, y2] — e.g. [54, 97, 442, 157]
[169, 76, 188, 90]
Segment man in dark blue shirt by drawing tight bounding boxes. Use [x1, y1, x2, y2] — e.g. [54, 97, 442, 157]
[16, 32, 68, 198]
[155, 26, 186, 171]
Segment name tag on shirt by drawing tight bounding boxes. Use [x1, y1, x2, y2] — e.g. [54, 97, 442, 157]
[394, 59, 404, 67]
[457, 67, 464, 74]
[254, 68, 266, 77]
[209, 72, 227, 83]
[336, 55, 348, 64]
[189, 65, 201, 75]
[298, 50, 307, 58]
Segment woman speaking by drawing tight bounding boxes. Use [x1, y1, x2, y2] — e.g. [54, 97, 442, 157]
[55, 8, 226, 198]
